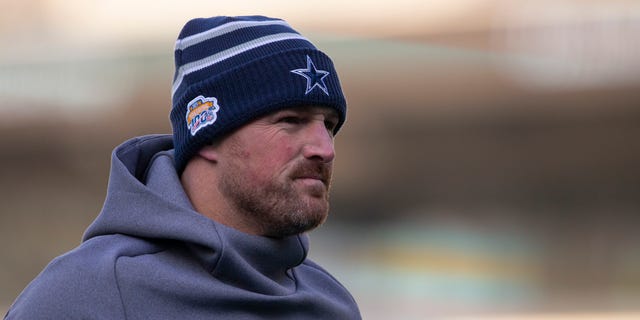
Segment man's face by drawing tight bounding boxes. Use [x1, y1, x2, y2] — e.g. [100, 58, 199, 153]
[216, 106, 339, 238]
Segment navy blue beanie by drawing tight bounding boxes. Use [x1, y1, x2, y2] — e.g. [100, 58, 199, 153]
[170, 15, 347, 174]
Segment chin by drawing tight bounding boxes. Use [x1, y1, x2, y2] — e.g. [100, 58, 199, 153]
[264, 207, 329, 238]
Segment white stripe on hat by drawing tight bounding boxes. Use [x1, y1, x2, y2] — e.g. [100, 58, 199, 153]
[175, 19, 292, 51]
[171, 32, 310, 97]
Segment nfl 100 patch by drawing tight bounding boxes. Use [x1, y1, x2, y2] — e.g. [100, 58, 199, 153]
[186, 95, 220, 136]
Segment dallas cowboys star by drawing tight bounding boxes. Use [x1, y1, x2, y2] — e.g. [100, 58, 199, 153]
[291, 55, 330, 95]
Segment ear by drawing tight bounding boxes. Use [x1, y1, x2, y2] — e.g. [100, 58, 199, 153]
[197, 144, 220, 162]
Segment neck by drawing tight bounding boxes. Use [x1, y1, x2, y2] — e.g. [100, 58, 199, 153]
[181, 156, 261, 236]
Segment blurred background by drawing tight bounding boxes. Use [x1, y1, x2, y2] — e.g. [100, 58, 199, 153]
[1, 0, 639, 319]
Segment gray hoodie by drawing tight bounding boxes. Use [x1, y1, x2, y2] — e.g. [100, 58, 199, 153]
[5, 135, 361, 319]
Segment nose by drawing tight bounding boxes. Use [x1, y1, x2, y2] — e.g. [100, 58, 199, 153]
[302, 121, 335, 163]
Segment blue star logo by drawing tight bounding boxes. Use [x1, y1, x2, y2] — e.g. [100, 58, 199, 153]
[290, 55, 330, 96]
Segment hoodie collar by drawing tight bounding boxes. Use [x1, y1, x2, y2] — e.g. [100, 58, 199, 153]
[84, 135, 309, 293]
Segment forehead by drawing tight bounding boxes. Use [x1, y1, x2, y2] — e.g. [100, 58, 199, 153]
[219, 105, 339, 144]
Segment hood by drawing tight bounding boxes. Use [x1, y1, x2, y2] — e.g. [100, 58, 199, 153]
[83, 134, 202, 243]
[82, 135, 309, 291]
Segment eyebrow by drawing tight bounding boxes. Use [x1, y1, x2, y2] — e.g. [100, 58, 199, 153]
[309, 106, 339, 120]
[276, 106, 338, 118]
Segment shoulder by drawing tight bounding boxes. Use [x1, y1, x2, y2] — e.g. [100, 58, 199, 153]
[295, 259, 362, 318]
[299, 258, 359, 302]
[5, 234, 163, 319]
[301, 258, 346, 287]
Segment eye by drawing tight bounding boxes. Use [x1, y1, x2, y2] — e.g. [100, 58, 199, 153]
[324, 119, 338, 133]
[278, 116, 303, 124]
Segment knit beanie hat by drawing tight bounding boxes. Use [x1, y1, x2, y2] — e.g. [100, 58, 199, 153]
[170, 15, 347, 174]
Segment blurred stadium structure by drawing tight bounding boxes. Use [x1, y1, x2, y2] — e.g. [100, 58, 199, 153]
[1, 1, 639, 319]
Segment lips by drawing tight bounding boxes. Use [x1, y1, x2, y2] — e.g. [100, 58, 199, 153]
[298, 173, 325, 183]
[295, 173, 327, 186]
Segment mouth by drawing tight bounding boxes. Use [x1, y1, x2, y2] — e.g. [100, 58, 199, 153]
[293, 177, 328, 199]
[292, 173, 330, 192]
[294, 176, 327, 189]
[296, 173, 326, 183]
[290, 162, 331, 189]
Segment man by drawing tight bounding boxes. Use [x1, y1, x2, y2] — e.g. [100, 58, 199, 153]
[5, 16, 361, 319]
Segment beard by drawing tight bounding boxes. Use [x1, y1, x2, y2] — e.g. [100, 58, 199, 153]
[218, 159, 331, 238]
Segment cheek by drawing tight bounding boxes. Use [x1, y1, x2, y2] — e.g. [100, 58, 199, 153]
[234, 133, 299, 179]
[250, 146, 296, 177]
[252, 154, 288, 173]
